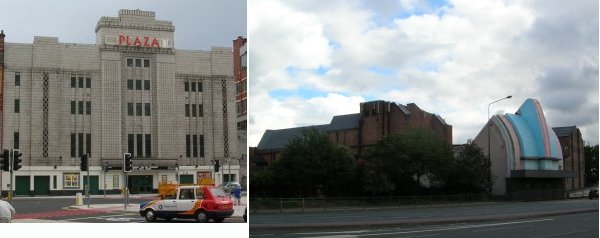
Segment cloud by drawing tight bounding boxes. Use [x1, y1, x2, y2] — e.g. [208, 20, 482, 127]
[249, 0, 599, 145]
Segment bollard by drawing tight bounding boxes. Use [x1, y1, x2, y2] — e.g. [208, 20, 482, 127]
[75, 192, 83, 206]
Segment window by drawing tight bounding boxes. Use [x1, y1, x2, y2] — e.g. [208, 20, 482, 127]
[53, 175, 57, 189]
[86, 101, 91, 115]
[184, 82, 189, 92]
[198, 82, 202, 92]
[14, 132, 19, 149]
[71, 75, 76, 88]
[14, 99, 19, 113]
[63, 173, 80, 188]
[136, 103, 142, 116]
[191, 82, 196, 92]
[145, 134, 151, 158]
[78, 133, 84, 157]
[127, 59, 133, 67]
[127, 103, 134, 116]
[191, 104, 197, 117]
[186, 135, 191, 157]
[193, 135, 198, 158]
[71, 133, 76, 157]
[185, 104, 190, 117]
[127, 79, 133, 90]
[179, 188, 195, 200]
[71, 101, 76, 114]
[78, 101, 83, 114]
[135, 59, 141, 67]
[86, 133, 91, 155]
[15, 72, 20, 86]
[86, 77, 91, 88]
[113, 175, 119, 189]
[199, 135, 204, 157]
[144, 59, 150, 68]
[144, 80, 150, 90]
[161, 175, 168, 183]
[198, 104, 203, 117]
[241, 52, 247, 70]
[128, 134, 134, 156]
[135, 80, 142, 90]
[137, 134, 143, 157]
[78, 76, 84, 88]
[144, 103, 151, 116]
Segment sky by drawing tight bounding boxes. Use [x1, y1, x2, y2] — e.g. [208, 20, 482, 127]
[248, 0, 599, 146]
[0, 0, 246, 50]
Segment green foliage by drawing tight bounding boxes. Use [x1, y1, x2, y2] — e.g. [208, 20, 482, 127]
[272, 127, 356, 197]
[584, 144, 599, 186]
[442, 142, 494, 194]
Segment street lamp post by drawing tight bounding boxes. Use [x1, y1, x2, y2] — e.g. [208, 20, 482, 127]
[487, 95, 512, 193]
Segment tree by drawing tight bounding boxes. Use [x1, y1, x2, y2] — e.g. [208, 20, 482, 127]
[441, 142, 494, 194]
[584, 144, 599, 186]
[361, 128, 454, 195]
[272, 127, 356, 197]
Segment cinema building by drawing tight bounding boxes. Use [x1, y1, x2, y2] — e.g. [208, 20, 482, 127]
[0, 9, 241, 196]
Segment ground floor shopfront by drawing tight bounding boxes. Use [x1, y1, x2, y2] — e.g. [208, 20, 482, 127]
[0, 165, 241, 197]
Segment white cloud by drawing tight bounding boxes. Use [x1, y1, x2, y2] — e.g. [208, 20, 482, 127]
[249, 0, 599, 145]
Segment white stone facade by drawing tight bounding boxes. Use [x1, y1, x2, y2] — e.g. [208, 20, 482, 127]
[0, 9, 241, 196]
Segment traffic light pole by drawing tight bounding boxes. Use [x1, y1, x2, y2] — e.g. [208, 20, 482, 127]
[86, 154, 90, 208]
[9, 149, 13, 201]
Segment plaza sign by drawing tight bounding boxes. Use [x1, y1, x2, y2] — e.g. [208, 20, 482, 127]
[119, 34, 161, 47]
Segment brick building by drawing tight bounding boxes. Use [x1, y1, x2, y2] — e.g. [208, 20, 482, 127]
[552, 126, 585, 191]
[233, 36, 247, 187]
[251, 100, 452, 168]
[0, 9, 241, 196]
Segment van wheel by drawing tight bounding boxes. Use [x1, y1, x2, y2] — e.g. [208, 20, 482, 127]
[145, 209, 157, 222]
[196, 210, 208, 223]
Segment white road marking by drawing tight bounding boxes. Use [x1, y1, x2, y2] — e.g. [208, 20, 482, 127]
[472, 224, 534, 232]
[63, 213, 134, 221]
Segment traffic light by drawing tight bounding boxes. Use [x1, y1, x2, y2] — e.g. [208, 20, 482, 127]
[214, 160, 220, 172]
[12, 149, 22, 171]
[1, 149, 9, 171]
[80, 154, 88, 171]
[124, 153, 132, 172]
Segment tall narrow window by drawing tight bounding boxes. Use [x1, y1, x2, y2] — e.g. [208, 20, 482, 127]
[135, 80, 142, 90]
[85, 77, 91, 88]
[15, 72, 20, 86]
[186, 135, 191, 157]
[78, 133, 84, 157]
[137, 134, 143, 157]
[191, 82, 196, 92]
[71, 101, 76, 114]
[86, 133, 91, 155]
[198, 104, 203, 117]
[198, 82, 203, 92]
[145, 134, 151, 158]
[185, 104, 190, 117]
[199, 135, 204, 157]
[192, 135, 198, 158]
[71, 75, 76, 88]
[14, 99, 19, 113]
[127, 59, 133, 67]
[71, 133, 76, 157]
[184, 82, 189, 92]
[144, 59, 150, 68]
[78, 101, 83, 114]
[127, 79, 133, 90]
[135, 59, 142, 67]
[144, 80, 150, 90]
[78, 76, 84, 88]
[86, 101, 91, 115]
[127, 103, 134, 116]
[128, 134, 134, 156]
[191, 104, 197, 117]
[144, 103, 151, 116]
[136, 103, 142, 116]
[14, 132, 19, 149]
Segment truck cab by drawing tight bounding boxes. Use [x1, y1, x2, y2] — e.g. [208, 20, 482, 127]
[139, 185, 234, 222]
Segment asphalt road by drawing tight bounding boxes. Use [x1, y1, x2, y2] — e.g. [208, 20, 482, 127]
[9, 196, 155, 214]
[251, 212, 598, 238]
[250, 198, 598, 229]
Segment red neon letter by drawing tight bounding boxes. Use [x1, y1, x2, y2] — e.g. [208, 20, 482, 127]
[151, 38, 160, 47]
[143, 37, 150, 47]
[134, 36, 141, 46]
[118, 35, 126, 45]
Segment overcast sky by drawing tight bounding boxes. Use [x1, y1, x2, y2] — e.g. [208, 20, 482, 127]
[249, 0, 599, 146]
[0, 0, 246, 50]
